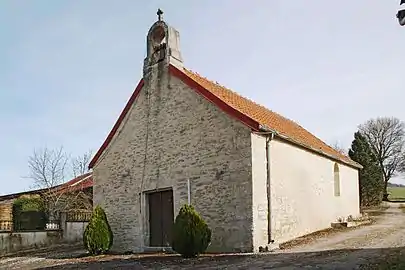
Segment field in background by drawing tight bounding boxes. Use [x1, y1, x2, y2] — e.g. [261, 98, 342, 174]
[387, 186, 405, 201]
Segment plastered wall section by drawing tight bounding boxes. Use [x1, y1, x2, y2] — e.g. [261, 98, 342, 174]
[0, 231, 62, 255]
[251, 133, 269, 251]
[268, 138, 360, 244]
[65, 222, 88, 243]
[92, 66, 254, 253]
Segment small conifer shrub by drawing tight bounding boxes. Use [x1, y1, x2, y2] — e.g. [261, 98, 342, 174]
[171, 204, 211, 258]
[83, 205, 113, 255]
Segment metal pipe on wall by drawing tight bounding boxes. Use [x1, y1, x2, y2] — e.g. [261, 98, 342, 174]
[187, 179, 191, 205]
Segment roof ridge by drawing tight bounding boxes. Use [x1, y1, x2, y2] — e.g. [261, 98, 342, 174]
[183, 68, 303, 125]
[183, 68, 333, 145]
[183, 67, 299, 125]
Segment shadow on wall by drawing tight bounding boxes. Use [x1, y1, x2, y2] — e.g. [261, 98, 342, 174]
[17, 246, 405, 269]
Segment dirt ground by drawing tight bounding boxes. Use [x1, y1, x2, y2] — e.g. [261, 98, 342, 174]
[1, 203, 404, 269]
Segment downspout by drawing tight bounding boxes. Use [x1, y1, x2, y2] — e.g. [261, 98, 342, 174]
[265, 132, 275, 244]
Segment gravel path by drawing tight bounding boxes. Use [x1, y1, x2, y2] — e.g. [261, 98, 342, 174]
[1, 203, 404, 269]
[0, 244, 85, 270]
[284, 202, 405, 253]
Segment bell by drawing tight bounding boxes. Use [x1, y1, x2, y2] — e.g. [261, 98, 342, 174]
[397, 9, 405, 26]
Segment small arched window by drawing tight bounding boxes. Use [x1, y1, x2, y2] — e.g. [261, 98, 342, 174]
[334, 163, 341, 197]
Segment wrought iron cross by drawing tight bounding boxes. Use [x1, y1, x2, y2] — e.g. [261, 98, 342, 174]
[157, 9, 163, 21]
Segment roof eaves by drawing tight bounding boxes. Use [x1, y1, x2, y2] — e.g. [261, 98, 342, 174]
[259, 125, 362, 170]
[70, 174, 92, 187]
[0, 188, 48, 201]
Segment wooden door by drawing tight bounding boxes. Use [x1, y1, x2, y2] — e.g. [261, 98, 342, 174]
[149, 190, 174, 247]
[149, 192, 162, 247]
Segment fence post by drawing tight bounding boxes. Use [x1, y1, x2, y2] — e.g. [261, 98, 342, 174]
[60, 212, 67, 240]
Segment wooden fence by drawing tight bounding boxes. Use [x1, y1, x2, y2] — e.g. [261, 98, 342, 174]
[0, 220, 12, 232]
[0, 210, 91, 234]
[66, 211, 92, 222]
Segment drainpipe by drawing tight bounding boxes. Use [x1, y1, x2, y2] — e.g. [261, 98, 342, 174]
[265, 132, 275, 244]
[187, 179, 191, 205]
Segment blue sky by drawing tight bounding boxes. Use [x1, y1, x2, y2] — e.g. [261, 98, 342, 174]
[1, 1, 404, 195]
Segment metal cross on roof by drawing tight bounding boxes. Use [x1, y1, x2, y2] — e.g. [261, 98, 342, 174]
[157, 9, 163, 21]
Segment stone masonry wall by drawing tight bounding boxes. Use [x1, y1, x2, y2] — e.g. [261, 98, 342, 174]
[93, 64, 254, 253]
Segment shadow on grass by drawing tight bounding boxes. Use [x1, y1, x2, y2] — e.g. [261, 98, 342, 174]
[28, 247, 405, 270]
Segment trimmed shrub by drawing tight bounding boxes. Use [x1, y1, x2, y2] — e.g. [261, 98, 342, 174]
[171, 204, 211, 258]
[83, 205, 113, 255]
[12, 196, 46, 231]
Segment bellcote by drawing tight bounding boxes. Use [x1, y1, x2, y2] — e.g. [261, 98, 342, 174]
[143, 9, 183, 76]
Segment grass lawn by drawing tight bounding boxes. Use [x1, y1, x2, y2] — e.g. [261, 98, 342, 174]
[387, 187, 405, 201]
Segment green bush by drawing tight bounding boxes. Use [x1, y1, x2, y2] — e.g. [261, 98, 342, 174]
[13, 196, 45, 212]
[171, 204, 211, 258]
[12, 196, 46, 231]
[83, 205, 113, 255]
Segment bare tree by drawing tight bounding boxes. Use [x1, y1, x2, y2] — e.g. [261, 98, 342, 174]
[27, 147, 69, 220]
[359, 117, 405, 200]
[55, 179, 93, 211]
[68, 150, 93, 211]
[27, 147, 94, 221]
[72, 150, 93, 178]
[331, 141, 347, 155]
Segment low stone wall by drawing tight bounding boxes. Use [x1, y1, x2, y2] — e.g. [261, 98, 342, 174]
[0, 230, 62, 255]
[0, 211, 91, 255]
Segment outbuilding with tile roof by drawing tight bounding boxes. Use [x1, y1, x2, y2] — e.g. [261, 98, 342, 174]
[89, 13, 361, 253]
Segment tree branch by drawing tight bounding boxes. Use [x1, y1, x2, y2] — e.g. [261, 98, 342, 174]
[26, 147, 94, 217]
[359, 117, 405, 185]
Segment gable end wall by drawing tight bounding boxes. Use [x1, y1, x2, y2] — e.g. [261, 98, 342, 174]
[93, 69, 254, 253]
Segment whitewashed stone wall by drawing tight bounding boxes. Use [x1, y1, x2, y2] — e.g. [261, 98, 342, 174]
[267, 138, 360, 244]
[251, 133, 269, 251]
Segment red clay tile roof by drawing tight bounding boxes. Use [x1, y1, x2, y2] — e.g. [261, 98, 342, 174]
[89, 64, 361, 169]
[0, 173, 93, 200]
[179, 67, 361, 169]
[55, 173, 93, 194]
